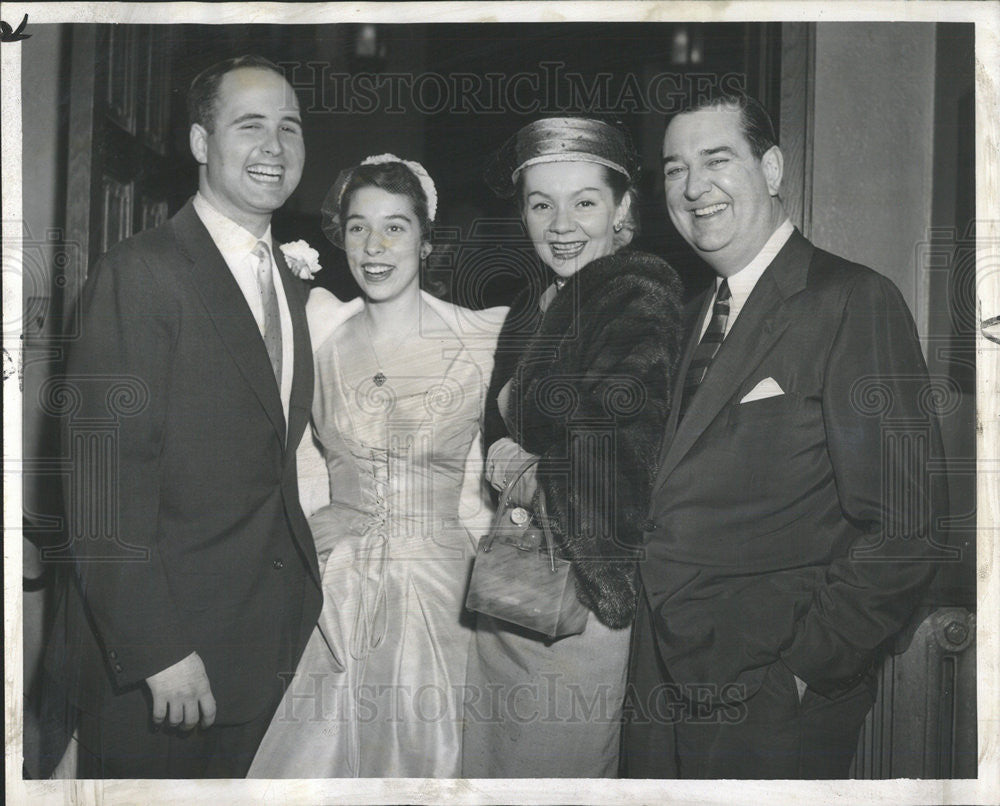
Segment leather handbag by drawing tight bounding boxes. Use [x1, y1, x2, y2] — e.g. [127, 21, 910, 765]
[465, 458, 589, 640]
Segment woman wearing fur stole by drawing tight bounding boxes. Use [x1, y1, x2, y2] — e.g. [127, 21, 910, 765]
[462, 117, 683, 777]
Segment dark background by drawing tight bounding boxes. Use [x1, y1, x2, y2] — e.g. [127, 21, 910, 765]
[51, 23, 780, 306]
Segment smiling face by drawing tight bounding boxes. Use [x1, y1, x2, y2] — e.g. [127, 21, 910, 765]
[662, 105, 784, 276]
[189, 67, 305, 236]
[520, 161, 629, 278]
[343, 186, 430, 304]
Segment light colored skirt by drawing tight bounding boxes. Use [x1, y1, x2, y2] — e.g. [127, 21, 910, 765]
[461, 613, 632, 778]
[249, 508, 473, 778]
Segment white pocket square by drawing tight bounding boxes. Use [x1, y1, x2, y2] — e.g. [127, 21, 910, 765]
[740, 377, 785, 403]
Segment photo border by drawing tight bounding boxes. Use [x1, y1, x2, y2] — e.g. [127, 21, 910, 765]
[3, 2, 997, 804]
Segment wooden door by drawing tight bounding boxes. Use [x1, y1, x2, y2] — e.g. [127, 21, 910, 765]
[36, 24, 180, 561]
[62, 24, 177, 313]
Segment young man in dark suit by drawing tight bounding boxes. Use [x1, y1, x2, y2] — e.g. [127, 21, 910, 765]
[44, 55, 322, 778]
[624, 92, 946, 778]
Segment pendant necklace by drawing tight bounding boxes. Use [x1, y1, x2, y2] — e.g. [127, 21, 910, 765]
[362, 310, 418, 387]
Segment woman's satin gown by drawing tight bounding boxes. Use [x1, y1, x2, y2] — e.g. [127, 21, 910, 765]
[249, 304, 493, 777]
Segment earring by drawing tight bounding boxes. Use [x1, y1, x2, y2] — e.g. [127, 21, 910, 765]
[613, 221, 623, 233]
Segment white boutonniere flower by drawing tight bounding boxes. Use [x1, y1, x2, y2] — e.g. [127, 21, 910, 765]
[279, 240, 322, 280]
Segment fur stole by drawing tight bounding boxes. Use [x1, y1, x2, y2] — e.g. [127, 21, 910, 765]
[509, 250, 683, 627]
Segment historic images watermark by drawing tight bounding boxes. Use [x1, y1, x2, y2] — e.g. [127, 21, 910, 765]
[271, 673, 750, 727]
[279, 61, 749, 116]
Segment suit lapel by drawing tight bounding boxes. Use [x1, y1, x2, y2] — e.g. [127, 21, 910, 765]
[273, 242, 313, 455]
[171, 202, 287, 447]
[272, 242, 322, 585]
[653, 230, 814, 492]
[654, 289, 711, 471]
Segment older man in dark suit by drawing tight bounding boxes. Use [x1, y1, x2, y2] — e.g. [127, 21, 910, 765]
[44, 55, 322, 778]
[623, 92, 946, 778]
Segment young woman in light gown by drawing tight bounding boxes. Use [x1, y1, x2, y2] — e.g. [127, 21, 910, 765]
[249, 155, 505, 777]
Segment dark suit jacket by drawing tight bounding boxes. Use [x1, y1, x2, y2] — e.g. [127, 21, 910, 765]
[46, 200, 323, 726]
[636, 230, 945, 707]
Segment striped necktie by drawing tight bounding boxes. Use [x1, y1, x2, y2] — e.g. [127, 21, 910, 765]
[252, 241, 282, 386]
[679, 279, 731, 420]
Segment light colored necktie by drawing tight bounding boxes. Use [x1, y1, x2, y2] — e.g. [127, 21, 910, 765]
[252, 241, 282, 386]
[679, 278, 731, 420]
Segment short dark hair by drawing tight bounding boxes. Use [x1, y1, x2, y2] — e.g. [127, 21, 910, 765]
[669, 90, 777, 160]
[339, 161, 432, 243]
[187, 55, 287, 133]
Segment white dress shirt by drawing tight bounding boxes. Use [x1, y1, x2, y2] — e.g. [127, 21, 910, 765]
[699, 219, 795, 340]
[193, 193, 293, 426]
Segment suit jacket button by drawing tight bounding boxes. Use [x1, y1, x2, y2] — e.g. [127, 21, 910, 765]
[109, 650, 118, 660]
[272, 558, 284, 570]
[642, 520, 657, 532]
[114, 663, 123, 673]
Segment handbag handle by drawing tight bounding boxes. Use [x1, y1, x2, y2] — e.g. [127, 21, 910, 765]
[488, 456, 561, 573]
[482, 456, 539, 554]
[533, 486, 560, 573]
[497, 455, 539, 511]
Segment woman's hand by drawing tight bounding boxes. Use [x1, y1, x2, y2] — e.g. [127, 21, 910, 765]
[486, 437, 540, 508]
